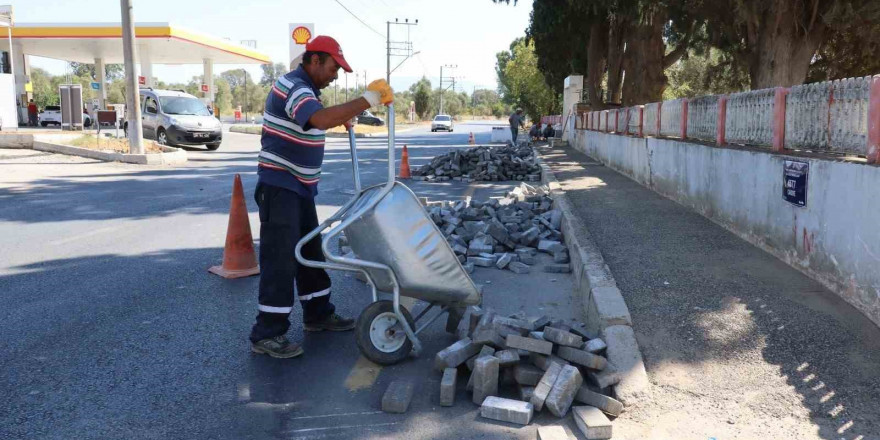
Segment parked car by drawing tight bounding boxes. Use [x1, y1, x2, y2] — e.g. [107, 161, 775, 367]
[38, 105, 93, 128]
[125, 88, 222, 150]
[356, 110, 384, 126]
[431, 114, 454, 132]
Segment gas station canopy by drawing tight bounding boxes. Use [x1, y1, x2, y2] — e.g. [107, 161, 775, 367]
[5, 22, 270, 64]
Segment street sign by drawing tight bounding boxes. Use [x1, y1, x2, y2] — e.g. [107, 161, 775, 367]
[90, 82, 100, 90]
[138, 75, 145, 85]
[201, 84, 209, 92]
[783, 159, 809, 207]
[24, 81, 32, 93]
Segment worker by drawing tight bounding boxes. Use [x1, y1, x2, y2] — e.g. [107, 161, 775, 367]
[508, 108, 524, 145]
[250, 35, 394, 359]
[27, 99, 39, 127]
[543, 122, 556, 139]
[529, 119, 541, 141]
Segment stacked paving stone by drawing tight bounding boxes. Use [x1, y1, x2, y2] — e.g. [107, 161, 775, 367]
[411, 144, 541, 182]
[422, 183, 571, 276]
[432, 307, 623, 437]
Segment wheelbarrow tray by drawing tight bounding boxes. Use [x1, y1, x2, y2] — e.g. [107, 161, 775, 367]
[343, 181, 481, 307]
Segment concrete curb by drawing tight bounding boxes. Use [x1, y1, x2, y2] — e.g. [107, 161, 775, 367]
[536, 144, 650, 407]
[228, 125, 367, 138]
[33, 141, 187, 165]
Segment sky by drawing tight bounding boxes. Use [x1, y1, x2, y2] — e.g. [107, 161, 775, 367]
[15, 0, 533, 93]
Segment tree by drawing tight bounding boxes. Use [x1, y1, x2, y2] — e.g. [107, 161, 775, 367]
[701, 0, 880, 88]
[411, 77, 432, 119]
[664, 48, 749, 99]
[260, 62, 287, 87]
[68, 62, 124, 81]
[807, 11, 880, 82]
[496, 38, 560, 121]
[213, 77, 233, 114]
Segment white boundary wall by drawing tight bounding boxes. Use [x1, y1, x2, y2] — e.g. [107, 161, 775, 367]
[570, 129, 880, 326]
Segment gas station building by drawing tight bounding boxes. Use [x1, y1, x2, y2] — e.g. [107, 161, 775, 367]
[1, 22, 271, 125]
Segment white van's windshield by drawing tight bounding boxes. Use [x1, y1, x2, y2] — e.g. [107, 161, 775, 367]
[159, 96, 212, 116]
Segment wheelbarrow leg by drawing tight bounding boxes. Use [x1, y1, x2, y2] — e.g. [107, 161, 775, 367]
[391, 277, 422, 356]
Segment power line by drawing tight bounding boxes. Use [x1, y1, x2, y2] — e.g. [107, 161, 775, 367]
[333, 0, 385, 39]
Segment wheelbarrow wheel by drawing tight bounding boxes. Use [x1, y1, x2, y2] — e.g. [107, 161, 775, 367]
[355, 300, 416, 365]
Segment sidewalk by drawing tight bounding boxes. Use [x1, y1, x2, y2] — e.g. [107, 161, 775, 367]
[540, 143, 880, 440]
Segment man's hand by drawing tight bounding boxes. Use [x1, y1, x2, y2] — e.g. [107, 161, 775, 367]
[362, 79, 394, 107]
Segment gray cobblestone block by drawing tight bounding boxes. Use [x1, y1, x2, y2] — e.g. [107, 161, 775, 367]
[584, 338, 607, 354]
[513, 363, 544, 386]
[508, 261, 531, 274]
[545, 365, 583, 417]
[529, 331, 545, 341]
[520, 226, 541, 245]
[480, 396, 534, 425]
[548, 319, 571, 331]
[532, 353, 569, 371]
[518, 385, 535, 402]
[473, 356, 500, 405]
[517, 253, 536, 265]
[557, 346, 607, 371]
[506, 335, 553, 355]
[496, 253, 513, 269]
[468, 256, 495, 267]
[493, 316, 533, 331]
[382, 380, 414, 414]
[543, 326, 584, 348]
[530, 361, 563, 412]
[587, 365, 621, 389]
[463, 262, 475, 274]
[529, 315, 551, 331]
[494, 349, 521, 366]
[467, 345, 497, 370]
[575, 385, 623, 417]
[537, 240, 565, 253]
[543, 263, 571, 273]
[572, 406, 612, 439]
[495, 323, 528, 339]
[568, 323, 595, 340]
[440, 368, 457, 407]
[434, 337, 483, 371]
[467, 241, 494, 256]
[537, 425, 572, 440]
[553, 251, 570, 264]
[469, 308, 484, 335]
[474, 328, 507, 348]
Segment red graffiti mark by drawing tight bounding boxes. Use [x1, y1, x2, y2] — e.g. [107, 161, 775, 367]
[802, 228, 814, 254]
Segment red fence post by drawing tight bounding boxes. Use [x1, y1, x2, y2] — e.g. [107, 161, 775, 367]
[772, 87, 788, 152]
[867, 76, 880, 164]
[657, 102, 662, 136]
[638, 106, 644, 137]
[716, 95, 728, 145]
[680, 99, 689, 139]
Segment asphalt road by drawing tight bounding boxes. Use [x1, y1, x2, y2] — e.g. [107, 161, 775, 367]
[0, 121, 585, 439]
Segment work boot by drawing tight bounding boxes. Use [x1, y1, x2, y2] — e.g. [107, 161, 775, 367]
[303, 313, 356, 332]
[251, 335, 304, 359]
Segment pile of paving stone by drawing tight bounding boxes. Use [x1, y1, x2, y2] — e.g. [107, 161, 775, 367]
[424, 182, 571, 276]
[382, 309, 621, 438]
[411, 144, 541, 182]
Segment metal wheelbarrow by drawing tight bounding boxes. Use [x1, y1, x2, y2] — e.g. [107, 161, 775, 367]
[295, 104, 482, 365]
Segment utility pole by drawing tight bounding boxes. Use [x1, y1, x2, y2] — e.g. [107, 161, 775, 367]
[120, 0, 143, 153]
[439, 64, 456, 114]
[386, 18, 418, 84]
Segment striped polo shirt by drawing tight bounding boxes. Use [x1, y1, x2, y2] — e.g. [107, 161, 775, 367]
[257, 66, 325, 198]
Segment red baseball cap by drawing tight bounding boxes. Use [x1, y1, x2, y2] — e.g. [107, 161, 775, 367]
[305, 35, 353, 73]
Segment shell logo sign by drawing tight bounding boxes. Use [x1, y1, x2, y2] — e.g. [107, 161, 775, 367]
[292, 26, 311, 45]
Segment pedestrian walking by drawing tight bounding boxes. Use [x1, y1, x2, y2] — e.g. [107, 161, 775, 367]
[249, 35, 394, 359]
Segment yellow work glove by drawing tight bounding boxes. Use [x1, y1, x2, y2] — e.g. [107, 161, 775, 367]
[362, 79, 394, 107]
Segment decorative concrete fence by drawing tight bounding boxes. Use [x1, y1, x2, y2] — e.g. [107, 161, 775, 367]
[580, 74, 880, 163]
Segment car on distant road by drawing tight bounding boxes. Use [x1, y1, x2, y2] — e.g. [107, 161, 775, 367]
[38, 105, 92, 128]
[356, 110, 384, 126]
[124, 88, 222, 150]
[431, 114, 453, 132]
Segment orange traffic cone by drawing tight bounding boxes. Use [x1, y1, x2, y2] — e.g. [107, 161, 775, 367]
[468, 132, 475, 145]
[209, 174, 260, 279]
[399, 145, 411, 179]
